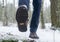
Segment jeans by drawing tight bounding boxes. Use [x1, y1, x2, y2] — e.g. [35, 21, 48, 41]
[18, 0, 42, 32]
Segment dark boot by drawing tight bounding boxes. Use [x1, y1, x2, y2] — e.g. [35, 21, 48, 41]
[29, 32, 39, 39]
[16, 5, 28, 32]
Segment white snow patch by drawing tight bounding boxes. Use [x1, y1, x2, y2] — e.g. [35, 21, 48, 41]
[0, 23, 60, 42]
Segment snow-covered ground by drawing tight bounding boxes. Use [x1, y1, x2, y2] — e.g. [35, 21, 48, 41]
[0, 22, 60, 42]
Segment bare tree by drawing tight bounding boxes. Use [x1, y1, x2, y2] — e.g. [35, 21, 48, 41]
[50, 0, 57, 27]
[2, 0, 8, 26]
[40, 0, 45, 29]
[13, 0, 16, 23]
[2, 0, 6, 26]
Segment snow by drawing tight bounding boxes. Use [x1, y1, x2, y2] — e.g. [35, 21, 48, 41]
[0, 22, 60, 42]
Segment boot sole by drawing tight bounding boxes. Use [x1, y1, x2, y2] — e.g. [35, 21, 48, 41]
[16, 6, 28, 32]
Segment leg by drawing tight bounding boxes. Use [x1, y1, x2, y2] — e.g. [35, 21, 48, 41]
[18, 0, 30, 9]
[16, 0, 30, 32]
[30, 0, 42, 33]
[29, 0, 42, 39]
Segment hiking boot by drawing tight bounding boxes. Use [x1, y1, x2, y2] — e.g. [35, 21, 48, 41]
[29, 32, 39, 39]
[16, 5, 28, 32]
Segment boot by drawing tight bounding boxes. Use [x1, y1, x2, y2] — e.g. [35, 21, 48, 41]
[29, 32, 39, 39]
[16, 5, 28, 32]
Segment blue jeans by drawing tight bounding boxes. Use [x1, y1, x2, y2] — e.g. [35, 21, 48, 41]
[18, 0, 42, 32]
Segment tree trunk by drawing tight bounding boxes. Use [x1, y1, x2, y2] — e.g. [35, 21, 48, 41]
[12, 0, 16, 23]
[41, 0, 45, 29]
[2, 0, 8, 26]
[2, 0, 5, 26]
[50, 0, 58, 27]
[56, 0, 60, 27]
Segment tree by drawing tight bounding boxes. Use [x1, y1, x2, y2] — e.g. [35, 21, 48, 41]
[0, 2, 3, 20]
[2, 0, 6, 26]
[56, 0, 60, 27]
[2, 0, 8, 26]
[50, 0, 60, 28]
[40, 0, 45, 29]
[50, 0, 57, 27]
[13, 0, 16, 23]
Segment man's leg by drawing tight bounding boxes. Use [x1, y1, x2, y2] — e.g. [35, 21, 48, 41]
[16, 0, 30, 32]
[18, 0, 30, 9]
[29, 0, 42, 39]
